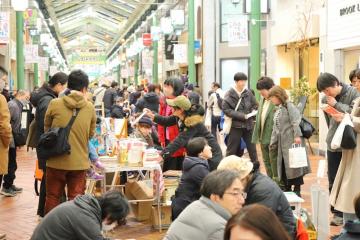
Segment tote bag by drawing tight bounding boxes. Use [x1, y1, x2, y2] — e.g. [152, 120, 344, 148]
[289, 144, 308, 168]
[222, 97, 242, 134]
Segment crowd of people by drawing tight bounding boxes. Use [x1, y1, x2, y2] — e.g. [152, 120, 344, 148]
[0, 67, 360, 240]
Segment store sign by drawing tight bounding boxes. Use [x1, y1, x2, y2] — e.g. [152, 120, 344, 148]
[174, 44, 187, 64]
[0, 12, 10, 44]
[339, 3, 360, 16]
[39, 57, 49, 71]
[71, 52, 106, 65]
[142, 51, 152, 71]
[165, 34, 178, 60]
[328, 0, 360, 49]
[143, 33, 152, 47]
[25, 44, 39, 63]
[227, 16, 248, 47]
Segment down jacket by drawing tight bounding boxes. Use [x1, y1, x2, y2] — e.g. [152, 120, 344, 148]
[245, 172, 296, 239]
[154, 114, 222, 171]
[135, 92, 159, 113]
[171, 156, 210, 219]
[164, 196, 231, 240]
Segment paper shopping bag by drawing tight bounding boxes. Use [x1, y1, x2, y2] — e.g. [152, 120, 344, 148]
[289, 144, 308, 168]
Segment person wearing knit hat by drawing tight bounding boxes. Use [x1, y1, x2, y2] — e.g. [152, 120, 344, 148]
[130, 116, 156, 148]
[217, 155, 297, 239]
[166, 95, 191, 111]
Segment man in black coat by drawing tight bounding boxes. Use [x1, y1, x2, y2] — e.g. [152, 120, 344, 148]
[135, 84, 159, 113]
[30, 72, 68, 217]
[103, 81, 119, 116]
[31, 191, 129, 240]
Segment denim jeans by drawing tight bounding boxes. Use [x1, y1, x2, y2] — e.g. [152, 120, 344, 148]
[45, 167, 86, 215]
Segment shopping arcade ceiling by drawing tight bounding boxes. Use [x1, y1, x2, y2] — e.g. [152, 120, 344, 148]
[36, 0, 156, 61]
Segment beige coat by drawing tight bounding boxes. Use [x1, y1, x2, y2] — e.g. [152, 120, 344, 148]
[44, 91, 96, 171]
[330, 97, 360, 214]
[0, 94, 11, 174]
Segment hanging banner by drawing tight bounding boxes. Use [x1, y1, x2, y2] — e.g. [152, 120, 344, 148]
[121, 68, 128, 78]
[0, 12, 10, 44]
[143, 33, 152, 47]
[228, 16, 248, 47]
[49, 66, 58, 76]
[161, 17, 173, 34]
[25, 44, 39, 63]
[165, 34, 178, 60]
[39, 57, 49, 71]
[142, 51, 153, 71]
[24, 9, 38, 27]
[151, 26, 161, 41]
[174, 44, 187, 64]
[171, 10, 185, 26]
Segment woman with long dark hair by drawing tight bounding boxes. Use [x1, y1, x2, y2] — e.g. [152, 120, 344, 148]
[224, 204, 291, 240]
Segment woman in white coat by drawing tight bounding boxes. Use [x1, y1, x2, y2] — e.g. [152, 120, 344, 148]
[330, 97, 360, 223]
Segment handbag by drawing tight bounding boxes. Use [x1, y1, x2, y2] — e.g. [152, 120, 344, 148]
[341, 125, 357, 149]
[222, 97, 242, 134]
[331, 113, 355, 150]
[37, 108, 80, 161]
[26, 119, 38, 148]
[13, 128, 27, 147]
[299, 117, 315, 139]
[288, 144, 308, 168]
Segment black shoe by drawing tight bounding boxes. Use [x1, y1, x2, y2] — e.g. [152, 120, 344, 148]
[10, 185, 23, 193]
[0, 187, 17, 197]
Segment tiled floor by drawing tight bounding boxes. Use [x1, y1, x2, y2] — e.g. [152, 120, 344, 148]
[0, 147, 341, 240]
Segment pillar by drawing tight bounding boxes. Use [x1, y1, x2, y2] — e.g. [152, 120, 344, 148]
[16, 11, 25, 90]
[250, 0, 261, 99]
[152, 16, 158, 84]
[188, 0, 196, 84]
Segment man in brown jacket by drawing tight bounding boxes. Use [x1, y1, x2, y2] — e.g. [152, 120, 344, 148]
[44, 70, 96, 214]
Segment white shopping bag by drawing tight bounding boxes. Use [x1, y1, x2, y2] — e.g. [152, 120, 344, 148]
[288, 144, 308, 168]
[205, 108, 212, 129]
[331, 113, 354, 150]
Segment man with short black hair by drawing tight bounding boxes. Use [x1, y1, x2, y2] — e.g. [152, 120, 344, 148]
[44, 69, 96, 214]
[252, 76, 277, 181]
[222, 72, 258, 165]
[165, 170, 245, 240]
[207, 82, 224, 137]
[317, 72, 360, 226]
[31, 191, 130, 240]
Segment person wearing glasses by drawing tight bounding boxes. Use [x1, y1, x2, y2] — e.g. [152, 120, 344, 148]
[164, 170, 246, 240]
[217, 155, 296, 239]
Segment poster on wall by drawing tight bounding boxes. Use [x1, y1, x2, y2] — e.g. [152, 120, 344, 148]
[174, 44, 187, 64]
[24, 9, 38, 27]
[25, 44, 39, 63]
[227, 16, 248, 47]
[39, 57, 49, 71]
[0, 12, 10, 44]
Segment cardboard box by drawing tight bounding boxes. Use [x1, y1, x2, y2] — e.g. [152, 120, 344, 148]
[151, 205, 172, 229]
[125, 181, 154, 221]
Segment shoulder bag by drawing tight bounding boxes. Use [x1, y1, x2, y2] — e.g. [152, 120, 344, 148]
[37, 108, 80, 161]
[222, 97, 242, 135]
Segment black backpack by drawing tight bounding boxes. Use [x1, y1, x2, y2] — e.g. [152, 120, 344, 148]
[37, 109, 79, 161]
[215, 93, 223, 110]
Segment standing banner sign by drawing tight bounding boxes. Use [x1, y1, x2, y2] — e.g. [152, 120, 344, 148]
[228, 16, 248, 47]
[38, 57, 49, 71]
[0, 12, 10, 44]
[174, 44, 187, 64]
[25, 44, 39, 63]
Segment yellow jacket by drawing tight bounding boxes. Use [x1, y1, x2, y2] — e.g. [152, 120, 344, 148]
[44, 91, 96, 170]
